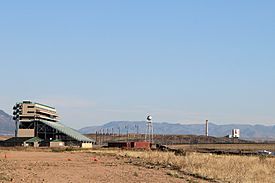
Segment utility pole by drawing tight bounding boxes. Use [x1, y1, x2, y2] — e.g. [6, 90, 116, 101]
[118, 127, 121, 137]
[134, 125, 139, 140]
[102, 128, 105, 144]
[99, 129, 101, 145]
[135, 125, 139, 135]
[125, 125, 129, 142]
[205, 120, 209, 137]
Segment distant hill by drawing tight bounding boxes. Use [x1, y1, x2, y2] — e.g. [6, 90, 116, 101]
[0, 110, 15, 135]
[79, 121, 275, 140]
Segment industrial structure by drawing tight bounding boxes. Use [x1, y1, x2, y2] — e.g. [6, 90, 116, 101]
[145, 115, 153, 143]
[232, 129, 240, 138]
[106, 116, 153, 149]
[7, 101, 94, 148]
[205, 120, 209, 137]
[226, 129, 240, 139]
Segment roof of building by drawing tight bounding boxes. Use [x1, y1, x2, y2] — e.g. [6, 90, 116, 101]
[34, 102, 56, 110]
[40, 120, 94, 143]
[25, 137, 43, 143]
[4, 137, 32, 143]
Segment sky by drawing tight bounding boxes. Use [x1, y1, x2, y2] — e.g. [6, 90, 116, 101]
[0, 1, 274, 128]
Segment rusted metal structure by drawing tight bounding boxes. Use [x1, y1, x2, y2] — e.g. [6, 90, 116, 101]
[108, 141, 151, 149]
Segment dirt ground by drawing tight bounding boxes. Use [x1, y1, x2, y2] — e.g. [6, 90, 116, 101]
[0, 149, 198, 183]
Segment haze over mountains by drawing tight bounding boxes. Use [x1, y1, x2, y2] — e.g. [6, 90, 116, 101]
[0, 109, 275, 140]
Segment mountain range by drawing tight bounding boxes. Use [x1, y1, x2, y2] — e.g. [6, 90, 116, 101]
[79, 121, 275, 140]
[0, 109, 275, 140]
[0, 110, 15, 135]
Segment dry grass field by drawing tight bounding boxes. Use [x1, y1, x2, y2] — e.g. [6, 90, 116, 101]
[90, 148, 275, 183]
[0, 147, 275, 182]
[169, 143, 275, 152]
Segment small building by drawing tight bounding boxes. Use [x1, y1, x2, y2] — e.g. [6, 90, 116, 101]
[50, 139, 65, 147]
[24, 137, 43, 147]
[81, 142, 93, 148]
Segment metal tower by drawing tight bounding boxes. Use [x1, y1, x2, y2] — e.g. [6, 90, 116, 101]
[145, 115, 153, 143]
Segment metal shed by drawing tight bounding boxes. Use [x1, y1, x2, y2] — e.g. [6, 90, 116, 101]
[24, 137, 43, 147]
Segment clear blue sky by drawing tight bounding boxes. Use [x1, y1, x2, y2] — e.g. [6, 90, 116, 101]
[0, 1, 274, 128]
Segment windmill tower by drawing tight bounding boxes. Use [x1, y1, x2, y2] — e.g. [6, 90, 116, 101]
[145, 115, 153, 143]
